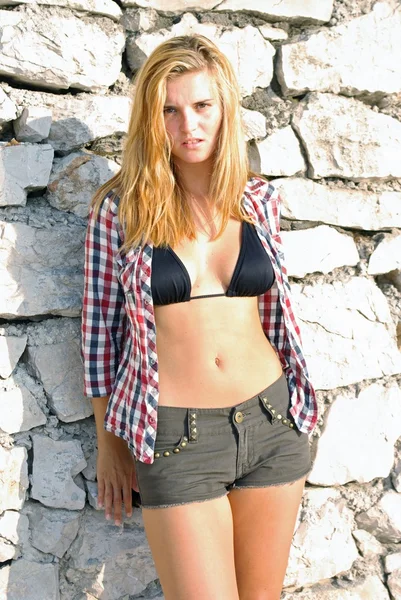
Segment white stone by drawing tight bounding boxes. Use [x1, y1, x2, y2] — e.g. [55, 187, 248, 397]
[0, 335, 27, 378]
[385, 552, 401, 573]
[272, 177, 401, 230]
[0, 510, 30, 561]
[0, 384, 46, 434]
[258, 24, 288, 41]
[352, 529, 385, 558]
[240, 107, 266, 142]
[120, 0, 216, 8]
[393, 447, 401, 493]
[46, 94, 131, 154]
[0, 0, 122, 20]
[368, 232, 401, 275]
[0, 7, 125, 92]
[127, 13, 275, 96]
[308, 383, 401, 485]
[285, 487, 359, 588]
[388, 570, 401, 600]
[85, 480, 101, 510]
[356, 491, 401, 543]
[0, 446, 28, 511]
[23, 502, 80, 558]
[0, 88, 17, 123]
[46, 151, 120, 218]
[0, 220, 85, 318]
[215, 0, 334, 24]
[278, 2, 401, 98]
[293, 93, 401, 180]
[13, 106, 52, 143]
[31, 435, 87, 510]
[65, 508, 159, 598]
[281, 575, 390, 600]
[291, 278, 401, 390]
[25, 339, 92, 423]
[0, 142, 54, 207]
[257, 126, 306, 177]
[0, 559, 60, 600]
[281, 225, 359, 278]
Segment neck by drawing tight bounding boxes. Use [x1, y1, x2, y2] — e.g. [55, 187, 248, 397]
[174, 158, 213, 200]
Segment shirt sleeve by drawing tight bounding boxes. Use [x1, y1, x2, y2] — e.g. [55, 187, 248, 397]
[263, 182, 304, 345]
[81, 195, 126, 398]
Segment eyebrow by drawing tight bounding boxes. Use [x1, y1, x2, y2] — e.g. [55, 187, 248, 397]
[163, 98, 214, 108]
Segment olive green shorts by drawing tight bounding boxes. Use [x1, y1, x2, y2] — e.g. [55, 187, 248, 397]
[134, 372, 312, 509]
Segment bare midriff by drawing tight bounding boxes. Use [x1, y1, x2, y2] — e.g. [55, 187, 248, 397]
[155, 295, 283, 409]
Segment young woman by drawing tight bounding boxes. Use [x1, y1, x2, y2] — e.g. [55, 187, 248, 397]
[81, 34, 317, 600]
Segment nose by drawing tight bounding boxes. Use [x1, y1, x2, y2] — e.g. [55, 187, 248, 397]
[180, 109, 198, 133]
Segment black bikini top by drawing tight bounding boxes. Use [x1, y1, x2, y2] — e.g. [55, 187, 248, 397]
[151, 221, 275, 306]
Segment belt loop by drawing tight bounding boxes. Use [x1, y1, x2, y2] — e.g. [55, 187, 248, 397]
[187, 409, 198, 443]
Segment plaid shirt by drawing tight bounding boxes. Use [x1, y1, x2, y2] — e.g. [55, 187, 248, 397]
[81, 177, 317, 464]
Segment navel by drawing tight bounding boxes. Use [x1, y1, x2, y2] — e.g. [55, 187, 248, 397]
[214, 356, 222, 367]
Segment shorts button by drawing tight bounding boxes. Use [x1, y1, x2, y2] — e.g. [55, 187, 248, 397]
[234, 411, 244, 424]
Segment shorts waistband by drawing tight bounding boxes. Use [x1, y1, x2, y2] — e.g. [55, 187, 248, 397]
[155, 372, 289, 436]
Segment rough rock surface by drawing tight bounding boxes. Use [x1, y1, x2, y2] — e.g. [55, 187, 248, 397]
[281, 225, 359, 278]
[31, 435, 87, 510]
[0, 381, 47, 434]
[23, 502, 80, 558]
[0, 559, 60, 600]
[0, 0, 122, 20]
[308, 383, 401, 485]
[0, 446, 28, 511]
[13, 106, 52, 143]
[352, 529, 385, 558]
[281, 575, 390, 599]
[0, 220, 85, 319]
[240, 107, 266, 141]
[284, 488, 359, 587]
[64, 508, 158, 599]
[272, 177, 401, 230]
[0, 142, 54, 207]
[0, 88, 17, 123]
[388, 571, 401, 600]
[46, 151, 120, 218]
[257, 125, 306, 177]
[278, 2, 401, 98]
[292, 93, 401, 180]
[0, 334, 27, 378]
[291, 278, 401, 390]
[129, 0, 335, 24]
[368, 232, 401, 275]
[356, 491, 401, 542]
[0, 6, 125, 92]
[25, 319, 92, 422]
[45, 95, 131, 154]
[127, 13, 275, 96]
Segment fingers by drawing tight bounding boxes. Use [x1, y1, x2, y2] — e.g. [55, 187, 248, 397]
[97, 473, 136, 525]
[132, 468, 140, 494]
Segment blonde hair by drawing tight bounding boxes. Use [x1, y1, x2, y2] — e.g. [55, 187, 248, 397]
[91, 34, 255, 252]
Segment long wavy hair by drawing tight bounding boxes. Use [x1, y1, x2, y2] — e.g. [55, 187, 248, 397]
[91, 34, 255, 252]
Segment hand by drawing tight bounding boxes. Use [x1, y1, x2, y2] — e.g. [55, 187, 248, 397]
[96, 435, 139, 526]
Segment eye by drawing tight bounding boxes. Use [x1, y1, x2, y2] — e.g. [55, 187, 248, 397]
[163, 107, 176, 114]
[197, 102, 210, 109]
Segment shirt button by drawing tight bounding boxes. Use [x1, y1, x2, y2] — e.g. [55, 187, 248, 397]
[149, 416, 155, 425]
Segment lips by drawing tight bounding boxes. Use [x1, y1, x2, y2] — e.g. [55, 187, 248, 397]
[182, 139, 203, 146]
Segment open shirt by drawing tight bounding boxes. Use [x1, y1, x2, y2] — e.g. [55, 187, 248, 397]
[81, 177, 318, 464]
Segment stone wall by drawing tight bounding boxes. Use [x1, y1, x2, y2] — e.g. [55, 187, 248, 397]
[1, 0, 401, 598]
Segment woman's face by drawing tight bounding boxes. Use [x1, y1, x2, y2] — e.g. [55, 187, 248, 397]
[163, 69, 223, 168]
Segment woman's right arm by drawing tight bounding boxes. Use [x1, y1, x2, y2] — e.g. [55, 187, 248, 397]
[81, 195, 138, 525]
[92, 395, 139, 526]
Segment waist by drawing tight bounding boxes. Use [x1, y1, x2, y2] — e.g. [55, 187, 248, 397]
[157, 334, 283, 408]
